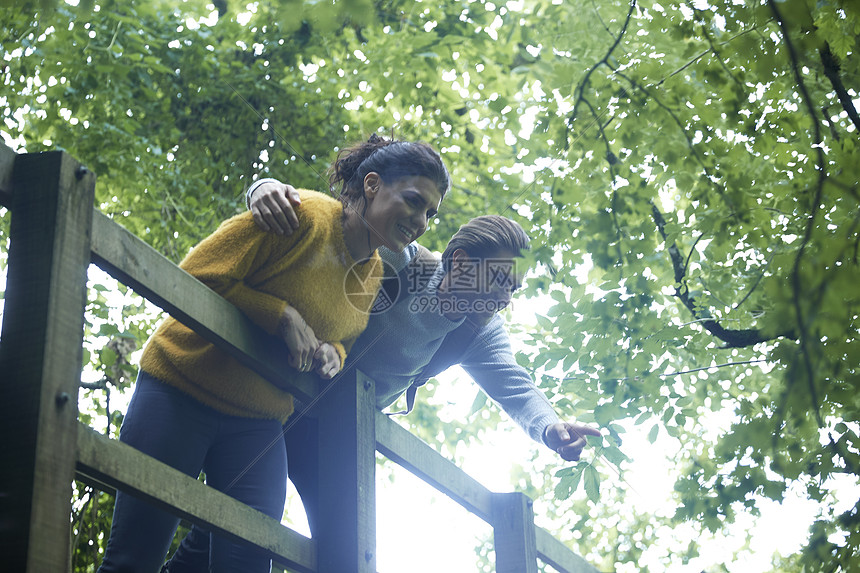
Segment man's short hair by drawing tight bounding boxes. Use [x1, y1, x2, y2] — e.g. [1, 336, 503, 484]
[441, 215, 530, 272]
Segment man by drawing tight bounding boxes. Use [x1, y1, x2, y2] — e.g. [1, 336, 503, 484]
[162, 180, 598, 572]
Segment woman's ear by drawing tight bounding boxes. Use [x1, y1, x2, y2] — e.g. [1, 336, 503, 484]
[363, 172, 381, 200]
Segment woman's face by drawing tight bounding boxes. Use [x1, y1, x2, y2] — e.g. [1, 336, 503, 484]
[362, 173, 443, 252]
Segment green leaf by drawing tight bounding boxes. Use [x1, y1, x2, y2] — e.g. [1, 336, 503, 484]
[648, 424, 659, 444]
[468, 391, 487, 417]
[583, 465, 600, 503]
[100, 347, 117, 368]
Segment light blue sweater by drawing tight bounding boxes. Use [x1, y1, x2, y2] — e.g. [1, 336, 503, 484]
[346, 244, 560, 446]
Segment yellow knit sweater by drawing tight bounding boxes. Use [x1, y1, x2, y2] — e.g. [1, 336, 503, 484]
[140, 190, 384, 422]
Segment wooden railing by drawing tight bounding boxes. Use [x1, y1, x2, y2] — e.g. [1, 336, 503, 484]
[0, 145, 598, 573]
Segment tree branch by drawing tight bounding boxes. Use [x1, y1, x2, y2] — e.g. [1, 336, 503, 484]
[652, 25, 758, 88]
[819, 42, 860, 134]
[69, 487, 94, 571]
[682, 231, 704, 278]
[581, 96, 617, 169]
[767, 0, 826, 421]
[590, 0, 615, 39]
[651, 202, 795, 347]
[766, 0, 859, 478]
[542, 358, 768, 383]
[655, 359, 768, 379]
[578, 94, 625, 273]
[821, 104, 842, 142]
[612, 67, 738, 214]
[699, 23, 744, 87]
[80, 380, 107, 390]
[568, 0, 637, 142]
[732, 250, 776, 312]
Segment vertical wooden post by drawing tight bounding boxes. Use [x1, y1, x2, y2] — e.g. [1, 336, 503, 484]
[0, 151, 95, 573]
[492, 492, 539, 573]
[315, 370, 377, 573]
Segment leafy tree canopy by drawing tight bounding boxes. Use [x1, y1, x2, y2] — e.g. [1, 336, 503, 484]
[2, 0, 858, 571]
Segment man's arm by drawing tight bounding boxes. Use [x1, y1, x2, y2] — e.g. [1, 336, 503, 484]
[246, 178, 417, 270]
[246, 178, 303, 235]
[459, 314, 599, 461]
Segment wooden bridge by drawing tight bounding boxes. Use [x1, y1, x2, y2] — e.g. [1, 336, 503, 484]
[0, 144, 598, 573]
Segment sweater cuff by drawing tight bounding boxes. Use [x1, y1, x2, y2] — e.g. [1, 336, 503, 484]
[330, 341, 348, 368]
[534, 414, 561, 447]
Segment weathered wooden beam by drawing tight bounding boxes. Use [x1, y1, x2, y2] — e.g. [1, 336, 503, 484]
[89, 210, 319, 405]
[536, 528, 600, 573]
[491, 492, 539, 573]
[374, 410, 494, 522]
[0, 150, 94, 573]
[316, 371, 377, 573]
[75, 424, 317, 573]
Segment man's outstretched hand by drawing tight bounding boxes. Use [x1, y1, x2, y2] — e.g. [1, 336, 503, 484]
[544, 422, 602, 461]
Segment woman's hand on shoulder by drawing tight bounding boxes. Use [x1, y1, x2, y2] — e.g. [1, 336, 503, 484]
[278, 306, 319, 373]
[250, 180, 302, 236]
[313, 343, 342, 379]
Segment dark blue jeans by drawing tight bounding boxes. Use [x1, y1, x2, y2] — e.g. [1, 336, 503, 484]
[165, 405, 319, 573]
[97, 371, 288, 573]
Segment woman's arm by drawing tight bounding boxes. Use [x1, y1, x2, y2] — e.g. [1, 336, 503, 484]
[180, 214, 320, 370]
[278, 306, 322, 373]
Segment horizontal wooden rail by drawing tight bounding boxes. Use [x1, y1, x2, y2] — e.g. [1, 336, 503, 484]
[376, 412, 599, 572]
[75, 424, 316, 573]
[89, 210, 319, 405]
[375, 411, 494, 522]
[536, 528, 598, 573]
[0, 146, 317, 407]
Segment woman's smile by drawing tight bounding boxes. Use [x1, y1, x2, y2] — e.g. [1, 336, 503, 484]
[395, 222, 417, 243]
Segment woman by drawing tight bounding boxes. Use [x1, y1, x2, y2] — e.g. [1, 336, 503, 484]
[97, 134, 450, 573]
